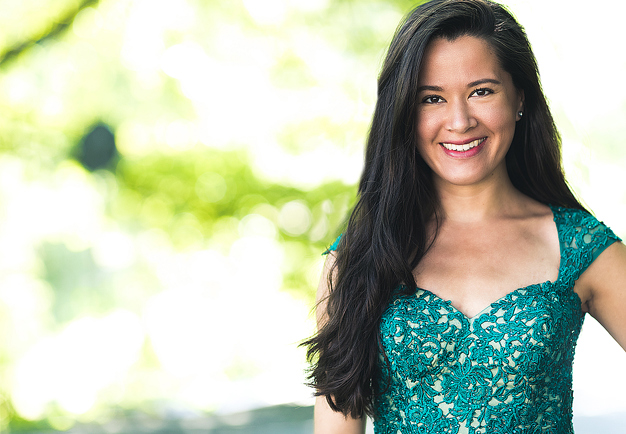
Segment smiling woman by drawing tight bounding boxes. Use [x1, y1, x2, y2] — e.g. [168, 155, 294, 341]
[415, 36, 523, 189]
[302, 0, 626, 433]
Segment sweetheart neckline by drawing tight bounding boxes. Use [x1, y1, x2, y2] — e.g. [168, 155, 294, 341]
[408, 205, 564, 321]
[412, 281, 553, 322]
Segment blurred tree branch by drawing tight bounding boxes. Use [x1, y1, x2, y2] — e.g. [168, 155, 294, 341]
[0, 0, 100, 68]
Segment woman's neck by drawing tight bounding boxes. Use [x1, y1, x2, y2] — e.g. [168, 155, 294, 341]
[434, 170, 527, 223]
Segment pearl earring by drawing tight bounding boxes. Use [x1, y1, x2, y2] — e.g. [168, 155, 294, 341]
[518, 111, 523, 117]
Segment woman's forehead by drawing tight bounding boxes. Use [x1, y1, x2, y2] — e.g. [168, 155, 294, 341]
[418, 35, 508, 88]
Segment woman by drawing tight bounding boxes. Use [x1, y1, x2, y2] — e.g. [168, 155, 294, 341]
[303, 0, 626, 432]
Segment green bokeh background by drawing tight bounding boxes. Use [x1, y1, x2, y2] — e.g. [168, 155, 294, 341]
[0, 0, 624, 432]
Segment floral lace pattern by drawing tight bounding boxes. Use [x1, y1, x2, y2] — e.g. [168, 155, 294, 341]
[324, 206, 621, 434]
[373, 206, 620, 433]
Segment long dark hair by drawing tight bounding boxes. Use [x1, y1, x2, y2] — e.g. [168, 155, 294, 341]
[303, 0, 585, 419]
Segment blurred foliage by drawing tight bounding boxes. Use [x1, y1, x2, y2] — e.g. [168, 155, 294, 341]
[0, 0, 625, 431]
[0, 0, 427, 430]
[113, 147, 356, 301]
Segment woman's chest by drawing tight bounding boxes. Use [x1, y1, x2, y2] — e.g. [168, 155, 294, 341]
[380, 284, 585, 380]
[413, 220, 561, 318]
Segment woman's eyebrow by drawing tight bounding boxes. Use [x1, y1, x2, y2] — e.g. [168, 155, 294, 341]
[417, 78, 502, 93]
[417, 85, 444, 92]
[467, 78, 501, 87]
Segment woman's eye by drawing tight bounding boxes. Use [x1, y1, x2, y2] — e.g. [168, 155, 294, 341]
[471, 88, 493, 97]
[422, 95, 444, 104]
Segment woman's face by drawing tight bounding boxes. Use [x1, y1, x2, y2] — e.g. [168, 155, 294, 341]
[415, 35, 523, 189]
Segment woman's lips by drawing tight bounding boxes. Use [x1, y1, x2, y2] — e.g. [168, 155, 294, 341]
[440, 137, 486, 152]
[439, 137, 487, 157]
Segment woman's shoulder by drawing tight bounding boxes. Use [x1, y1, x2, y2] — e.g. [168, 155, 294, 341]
[550, 204, 617, 235]
[550, 204, 621, 265]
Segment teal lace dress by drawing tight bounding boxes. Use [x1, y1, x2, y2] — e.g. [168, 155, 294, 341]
[326, 206, 620, 434]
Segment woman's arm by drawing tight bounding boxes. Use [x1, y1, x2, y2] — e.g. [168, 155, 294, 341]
[313, 253, 366, 434]
[578, 241, 626, 351]
[314, 396, 366, 434]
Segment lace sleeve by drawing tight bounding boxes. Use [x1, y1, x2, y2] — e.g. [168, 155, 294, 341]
[553, 206, 622, 285]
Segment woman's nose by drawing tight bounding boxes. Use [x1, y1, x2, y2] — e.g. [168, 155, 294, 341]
[445, 101, 477, 133]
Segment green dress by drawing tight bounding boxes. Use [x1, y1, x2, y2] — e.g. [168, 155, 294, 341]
[326, 206, 620, 433]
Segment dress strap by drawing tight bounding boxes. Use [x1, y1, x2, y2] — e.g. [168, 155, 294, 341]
[551, 205, 621, 286]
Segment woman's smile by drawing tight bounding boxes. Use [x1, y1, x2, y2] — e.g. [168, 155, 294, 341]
[440, 137, 487, 155]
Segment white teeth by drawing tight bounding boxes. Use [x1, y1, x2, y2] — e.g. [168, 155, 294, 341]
[441, 138, 485, 152]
